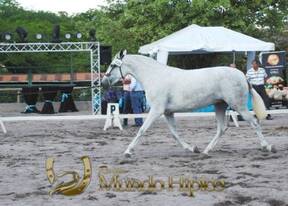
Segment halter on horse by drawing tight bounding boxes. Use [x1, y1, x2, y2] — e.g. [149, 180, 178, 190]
[102, 50, 276, 157]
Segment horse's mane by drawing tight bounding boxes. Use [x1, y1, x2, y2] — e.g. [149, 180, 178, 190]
[125, 54, 232, 74]
[125, 54, 182, 72]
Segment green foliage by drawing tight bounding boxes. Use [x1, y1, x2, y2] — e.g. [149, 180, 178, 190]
[0, 0, 287, 73]
[74, 0, 288, 51]
[0, 0, 90, 74]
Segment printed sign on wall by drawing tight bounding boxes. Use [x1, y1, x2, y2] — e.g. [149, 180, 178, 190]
[260, 51, 287, 108]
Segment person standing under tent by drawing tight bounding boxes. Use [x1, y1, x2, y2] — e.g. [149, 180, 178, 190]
[130, 75, 145, 127]
[122, 74, 132, 126]
[101, 88, 118, 114]
[246, 59, 272, 120]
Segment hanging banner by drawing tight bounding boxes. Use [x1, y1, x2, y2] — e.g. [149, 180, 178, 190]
[260, 51, 287, 108]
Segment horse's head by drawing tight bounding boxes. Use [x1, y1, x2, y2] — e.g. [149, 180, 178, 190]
[101, 50, 127, 88]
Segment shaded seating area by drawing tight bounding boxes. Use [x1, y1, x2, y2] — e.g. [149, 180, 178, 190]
[22, 87, 40, 113]
[41, 86, 58, 114]
[59, 86, 78, 113]
[0, 72, 92, 114]
[101, 88, 120, 114]
[20, 85, 78, 114]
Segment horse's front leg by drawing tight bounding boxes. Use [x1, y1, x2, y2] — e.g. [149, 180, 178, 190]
[164, 113, 200, 153]
[124, 109, 162, 157]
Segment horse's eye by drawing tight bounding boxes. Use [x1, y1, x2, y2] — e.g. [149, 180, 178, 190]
[105, 73, 111, 77]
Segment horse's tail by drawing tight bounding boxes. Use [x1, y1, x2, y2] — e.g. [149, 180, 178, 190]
[248, 82, 267, 120]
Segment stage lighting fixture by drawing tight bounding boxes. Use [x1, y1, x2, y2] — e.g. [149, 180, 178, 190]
[4, 32, 12, 41]
[75, 32, 82, 39]
[36, 33, 43, 40]
[89, 29, 96, 41]
[52, 24, 61, 43]
[65, 33, 72, 39]
[15, 27, 28, 42]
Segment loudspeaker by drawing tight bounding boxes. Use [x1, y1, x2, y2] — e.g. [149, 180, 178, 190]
[52, 25, 61, 43]
[100, 45, 112, 65]
[89, 29, 96, 41]
[15, 27, 28, 42]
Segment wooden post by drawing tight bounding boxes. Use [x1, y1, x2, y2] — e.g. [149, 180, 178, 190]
[28, 68, 32, 87]
[17, 90, 21, 103]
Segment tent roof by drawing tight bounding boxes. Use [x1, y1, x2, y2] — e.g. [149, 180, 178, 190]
[139, 24, 275, 55]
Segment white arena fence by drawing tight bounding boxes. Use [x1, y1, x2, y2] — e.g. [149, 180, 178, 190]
[1, 109, 288, 134]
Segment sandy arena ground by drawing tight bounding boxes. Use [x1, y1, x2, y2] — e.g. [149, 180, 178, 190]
[0, 102, 288, 206]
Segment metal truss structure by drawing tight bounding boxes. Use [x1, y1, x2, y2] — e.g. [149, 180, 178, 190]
[0, 42, 101, 114]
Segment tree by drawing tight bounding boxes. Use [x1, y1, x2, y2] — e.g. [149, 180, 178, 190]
[1, 0, 287, 73]
[0, 0, 90, 73]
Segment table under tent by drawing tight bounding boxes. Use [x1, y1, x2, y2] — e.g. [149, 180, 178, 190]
[139, 24, 275, 112]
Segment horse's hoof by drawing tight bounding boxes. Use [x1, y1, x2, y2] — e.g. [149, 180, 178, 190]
[270, 145, 277, 153]
[261, 145, 276, 153]
[193, 146, 200, 153]
[261, 145, 269, 152]
[124, 152, 132, 158]
[271, 145, 277, 153]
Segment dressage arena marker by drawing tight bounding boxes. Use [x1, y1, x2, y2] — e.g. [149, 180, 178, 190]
[1, 109, 287, 134]
[103, 103, 123, 131]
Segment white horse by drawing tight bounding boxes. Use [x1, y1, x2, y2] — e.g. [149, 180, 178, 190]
[102, 50, 276, 157]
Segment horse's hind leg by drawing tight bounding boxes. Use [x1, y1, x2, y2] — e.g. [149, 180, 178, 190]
[164, 113, 200, 153]
[203, 102, 227, 154]
[237, 110, 276, 152]
[124, 109, 162, 157]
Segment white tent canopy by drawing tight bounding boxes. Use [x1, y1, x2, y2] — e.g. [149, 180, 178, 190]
[139, 24, 275, 65]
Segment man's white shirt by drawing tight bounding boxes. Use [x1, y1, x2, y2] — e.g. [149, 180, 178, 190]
[130, 76, 144, 91]
[246, 67, 267, 85]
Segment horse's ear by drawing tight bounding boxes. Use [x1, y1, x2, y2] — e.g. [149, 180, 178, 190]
[116, 51, 121, 59]
[119, 49, 127, 59]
